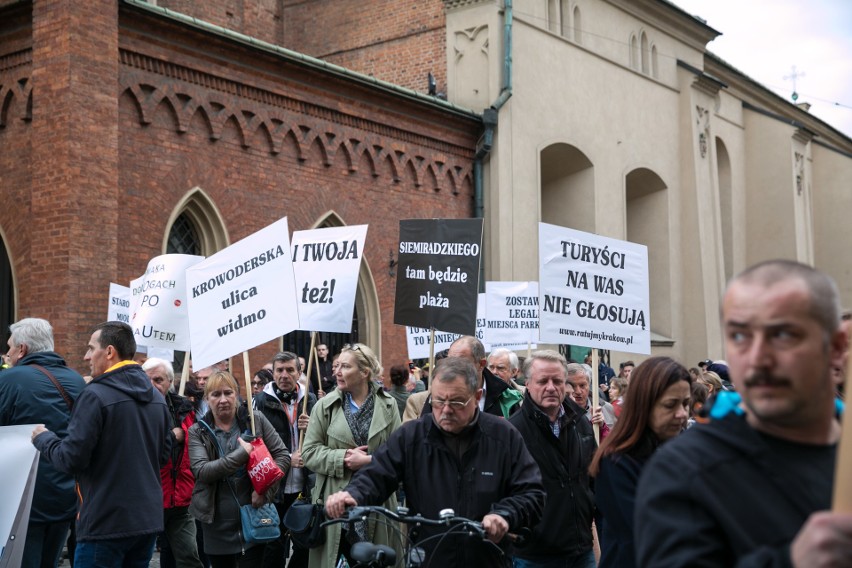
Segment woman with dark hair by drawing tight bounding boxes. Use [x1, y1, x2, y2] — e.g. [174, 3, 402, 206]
[386, 364, 411, 418]
[251, 368, 274, 397]
[588, 356, 691, 568]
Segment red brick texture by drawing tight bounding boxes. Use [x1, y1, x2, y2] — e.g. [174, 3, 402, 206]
[0, 1, 479, 376]
[153, 0, 448, 97]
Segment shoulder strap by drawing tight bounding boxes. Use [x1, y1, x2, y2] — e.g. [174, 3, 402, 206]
[31, 364, 74, 411]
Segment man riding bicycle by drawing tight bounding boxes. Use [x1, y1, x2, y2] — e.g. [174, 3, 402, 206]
[325, 357, 546, 567]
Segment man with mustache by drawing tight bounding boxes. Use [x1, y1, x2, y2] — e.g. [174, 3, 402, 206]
[324, 357, 545, 568]
[636, 260, 852, 567]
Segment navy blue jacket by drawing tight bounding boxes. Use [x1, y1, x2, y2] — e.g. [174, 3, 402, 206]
[33, 362, 171, 540]
[0, 351, 86, 523]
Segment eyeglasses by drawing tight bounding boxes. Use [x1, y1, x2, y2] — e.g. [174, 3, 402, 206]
[251, 381, 263, 386]
[343, 343, 362, 352]
[432, 396, 474, 410]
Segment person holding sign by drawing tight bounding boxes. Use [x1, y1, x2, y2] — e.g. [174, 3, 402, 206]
[253, 351, 315, 568]
[508, 350, 596, 568]
[1, 318, 86, 568]
[301, 343, 401, 568]
[188, 370, 290, 567]
[636, 260, 852, 567]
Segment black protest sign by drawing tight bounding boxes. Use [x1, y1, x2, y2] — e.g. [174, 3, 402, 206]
[393, 218, 483, 336]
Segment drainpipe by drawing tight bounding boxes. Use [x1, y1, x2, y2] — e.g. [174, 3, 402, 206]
[474, 0, 512, 289]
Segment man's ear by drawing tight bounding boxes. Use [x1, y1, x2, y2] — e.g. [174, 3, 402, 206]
[829, 328, 848, 374]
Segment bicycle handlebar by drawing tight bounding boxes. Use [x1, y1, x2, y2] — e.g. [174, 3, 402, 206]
[321, 505, 486, 538]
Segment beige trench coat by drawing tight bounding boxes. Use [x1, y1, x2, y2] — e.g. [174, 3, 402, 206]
[302, 384, 401, 567]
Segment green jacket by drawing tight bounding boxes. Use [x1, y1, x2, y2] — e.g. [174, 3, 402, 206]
[302, 384, 401, 567]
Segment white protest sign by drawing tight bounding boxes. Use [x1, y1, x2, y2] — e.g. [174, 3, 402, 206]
[484, 281, 539, 347]
[0, 425, 39, 568]
[186, 217, 299, 370]
[539, 223, 650, 354]
[107, 283, 131, 325]
[406, 294, 490, 359]
[291, 225, 367, 332]
[130, 254, 204, 351]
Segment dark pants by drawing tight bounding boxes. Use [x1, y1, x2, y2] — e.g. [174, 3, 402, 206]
[74, 534, 157, 568]
[160, 507, 204, 568]
[21, 520, 71, 568]
[261, 493, 307, 568]
[207, 544, 264, 568]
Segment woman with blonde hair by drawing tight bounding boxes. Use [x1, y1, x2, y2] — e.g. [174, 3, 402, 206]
[188, 371, 290, 567]
[302, 343, 401, 567]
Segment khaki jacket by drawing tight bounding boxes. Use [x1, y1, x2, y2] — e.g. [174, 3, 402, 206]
[302, 385, 401, 567]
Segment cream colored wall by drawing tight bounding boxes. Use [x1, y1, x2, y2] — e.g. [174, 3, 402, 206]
[812, 143, 852, 308]
[445, 0, 852, 365]
[743, 111, 799, 264]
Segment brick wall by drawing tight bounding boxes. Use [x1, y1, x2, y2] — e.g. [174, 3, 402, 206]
[153, 0, 448, 97]
[0, 1, 474, 374]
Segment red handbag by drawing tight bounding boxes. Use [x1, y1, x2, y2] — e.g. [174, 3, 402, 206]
[246, 437, 284, 495]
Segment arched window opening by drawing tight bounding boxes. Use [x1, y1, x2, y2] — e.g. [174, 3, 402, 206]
[163, 187, 228, 257]
[540, 143, 595, 233]
[0, 233, 14, 348]
[547, 0, 559, 33]
[716, 138, 734, 282]
[560, 0, 571, 38]
[651, 44, 658, 78]
[629, 34, 638, 70]
[573, 6, 582, 44]
[167, 213, 202, 256]
[640, 32, 650, 74]
[625, 168, 670, 337]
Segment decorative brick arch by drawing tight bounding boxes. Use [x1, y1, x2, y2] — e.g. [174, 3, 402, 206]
[119, 50, 473, 195]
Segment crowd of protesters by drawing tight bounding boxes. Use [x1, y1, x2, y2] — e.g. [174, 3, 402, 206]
[2, 259, 850, 567]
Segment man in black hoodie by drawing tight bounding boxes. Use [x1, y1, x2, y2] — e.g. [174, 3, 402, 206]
[636, 260, 852, 567]
[32, 321, 171, 568]
[509, 350, 596, 568]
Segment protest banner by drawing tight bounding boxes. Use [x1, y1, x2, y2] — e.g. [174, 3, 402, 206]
[291, 225, 367, 332]
[0, 425, 39, 568]
[538, 223, 650, 354]
[406, 293, 490, 359]
[484, 281, 539, 349]
[130, 254, 204, 351]
[186, 217, 299, 371]
[107, 283, 131, 325]
[394, 218, 483, 336]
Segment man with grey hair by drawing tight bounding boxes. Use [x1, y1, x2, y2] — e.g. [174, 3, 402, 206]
[0, 318, 86, 568]
[325, 356, 545, 567]
[636, 260, 852, 567]
[487, 347, 526, 394]
[509, 350, 596, 567]
[142, 357, 202, 568]
[566, 363, 615, 434]
[403, 335, 521, 421]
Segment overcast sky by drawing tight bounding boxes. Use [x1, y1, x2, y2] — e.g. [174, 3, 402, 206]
[670, 0, 852, 138]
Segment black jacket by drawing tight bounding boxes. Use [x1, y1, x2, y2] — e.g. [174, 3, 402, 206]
[346, 411, 546, 568]
[0, 351, 86, 523]
[508, 393, 596, 559]
[253, 385, 317, 452]
[636, 414, 836, 567]
[34, 362, 171, 540]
